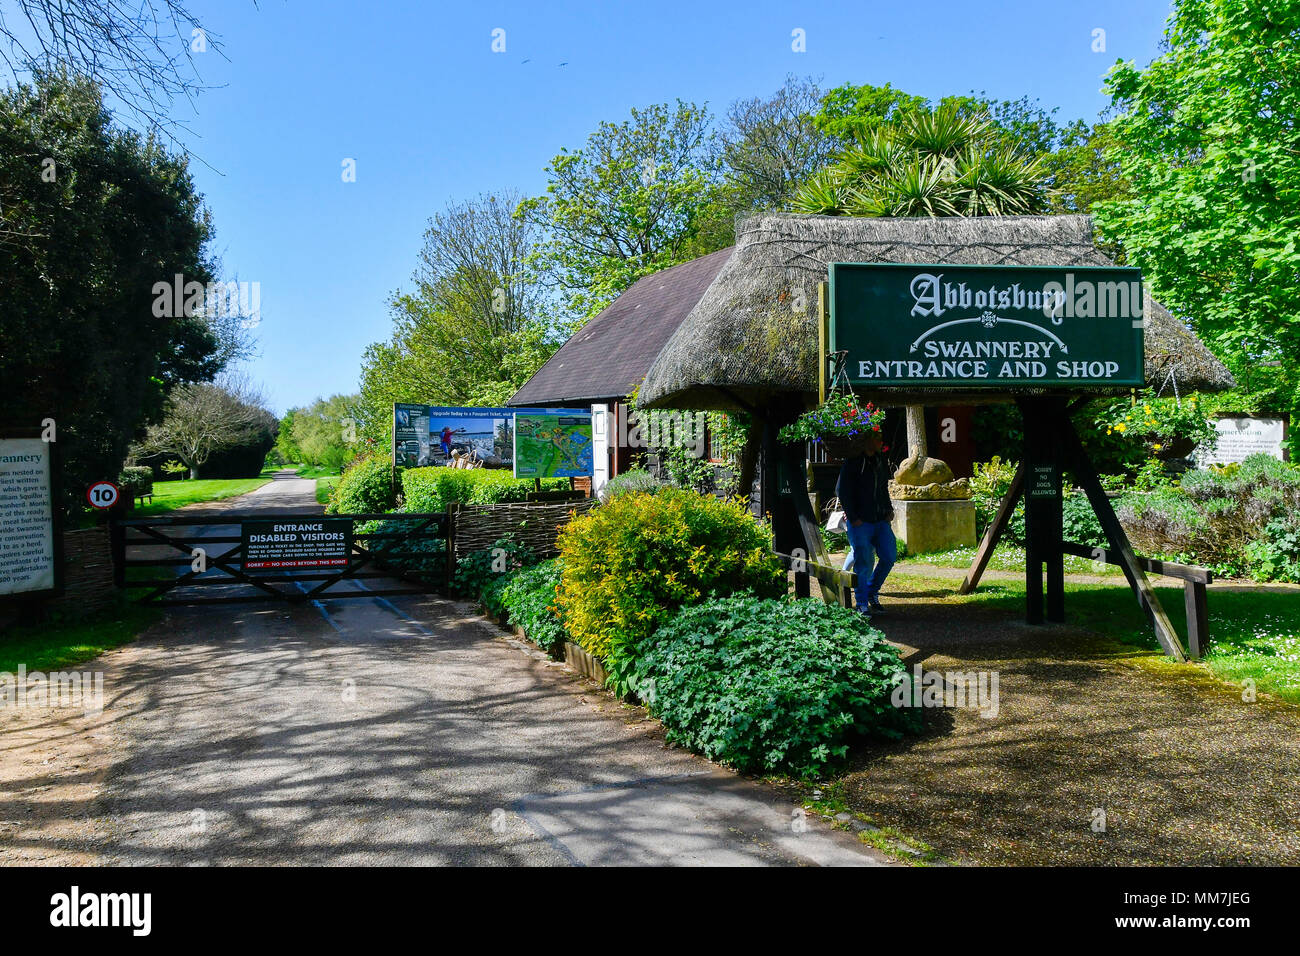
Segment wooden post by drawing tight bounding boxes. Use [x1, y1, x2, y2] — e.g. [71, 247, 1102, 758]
[1184, 580, 1209, 659]
[960, 461, 1024, 594]
[1062, 418, 1187, 661]
[817, 281, 830, 404]
[1017, 398, 1066, 624]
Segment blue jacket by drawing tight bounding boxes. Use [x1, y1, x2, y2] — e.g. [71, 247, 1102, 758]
[836, 453, 892, 525]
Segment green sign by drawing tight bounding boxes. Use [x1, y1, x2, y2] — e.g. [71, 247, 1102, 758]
[513, 409, 594, 478]
[829, 263, 1145, 388]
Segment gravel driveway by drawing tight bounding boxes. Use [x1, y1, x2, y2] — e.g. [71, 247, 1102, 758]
[2, 475, 889, 867]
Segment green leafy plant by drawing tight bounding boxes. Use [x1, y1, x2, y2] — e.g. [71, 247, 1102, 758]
[632, 597, 912, 778]
[778, 392, 885, 444]
[969, 456, 1025, 543]
[556, 487, 784, 695]
[1096, 391, 1217, 458]
[161, 459, 188, 479]
[499, 559, 568, 654]
[326, 453, 395, 514]
[452, 537, 538, 599]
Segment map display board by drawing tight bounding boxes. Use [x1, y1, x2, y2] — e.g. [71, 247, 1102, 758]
[0, 437, 56, 597]
[513, 409, 594, 478]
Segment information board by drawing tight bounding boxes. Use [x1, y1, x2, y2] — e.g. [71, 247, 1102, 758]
[242, 519, 353, 570]
[1196, 417, 1287, 466]
[830, 263, 1145, 388]
[514, 409, 594, 478]
[0, 437, 56, 597]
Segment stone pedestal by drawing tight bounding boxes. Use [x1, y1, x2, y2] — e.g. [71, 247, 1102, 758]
[890, 498, 976, 555]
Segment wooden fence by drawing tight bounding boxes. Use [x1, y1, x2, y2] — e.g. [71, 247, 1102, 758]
[448, 498, 597, 561]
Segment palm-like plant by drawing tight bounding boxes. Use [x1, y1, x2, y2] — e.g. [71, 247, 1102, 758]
[792, 103, 1047, 218]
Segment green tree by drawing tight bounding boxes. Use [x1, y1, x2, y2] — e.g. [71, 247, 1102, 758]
[0, 69, 228, 511]
[357, 192, 560, 442]
[1095, 0, 1300, 442]
[518, 100, 727, 318]
[287, 394, 360, 472]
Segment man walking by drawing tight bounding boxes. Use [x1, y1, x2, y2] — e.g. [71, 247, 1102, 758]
[836, 430, 897, 616]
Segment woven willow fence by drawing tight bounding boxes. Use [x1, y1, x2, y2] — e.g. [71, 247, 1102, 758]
[449, 498, 598, 560]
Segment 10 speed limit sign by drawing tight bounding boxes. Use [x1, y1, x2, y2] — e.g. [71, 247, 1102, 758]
[86, 480, 122, 510]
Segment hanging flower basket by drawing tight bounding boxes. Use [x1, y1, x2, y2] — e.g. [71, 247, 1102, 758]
[778, 391, 886, 458]
[821, 433, 873, 459]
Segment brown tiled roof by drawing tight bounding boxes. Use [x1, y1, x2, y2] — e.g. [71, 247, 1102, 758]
[508, 246, 733, 407]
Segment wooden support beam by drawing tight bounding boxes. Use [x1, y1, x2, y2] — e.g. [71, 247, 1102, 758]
[1062, 419, 1187, 661]
[960, 460, 1025, 594]
[817, 281, 830, 404]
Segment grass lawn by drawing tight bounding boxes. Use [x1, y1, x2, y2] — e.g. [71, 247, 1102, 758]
[0, 605, 160, 673]
[315, 476, 339, 505]
[295, 465, 340, 480]
[889, 564, 1300, 704]
[132, 477, 271, 515]
[909, 542, 1125, 577]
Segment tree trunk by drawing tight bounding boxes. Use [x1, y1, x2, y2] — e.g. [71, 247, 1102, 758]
[906, 405, 928, 458]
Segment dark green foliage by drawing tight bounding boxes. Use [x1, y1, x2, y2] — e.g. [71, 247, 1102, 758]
[451, 537, 538, 599]
[326, 454, 394, 514]
[632, 597, 911, 778]
[0, 70, 223, 514]
[499, 559, 568, 654]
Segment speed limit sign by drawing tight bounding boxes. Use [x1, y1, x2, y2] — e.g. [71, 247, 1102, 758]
[86, 480, 122, 510]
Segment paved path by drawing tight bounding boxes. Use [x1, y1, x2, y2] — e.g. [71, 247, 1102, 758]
[4, 475, 889, 866]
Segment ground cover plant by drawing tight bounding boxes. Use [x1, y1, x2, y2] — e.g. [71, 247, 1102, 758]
[498, 558, 568, 654]
[632, 596, 911, 777]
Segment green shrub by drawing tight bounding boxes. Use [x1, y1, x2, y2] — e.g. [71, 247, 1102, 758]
[1246, 514, 1300, 583]
[118, 466, 153, 499]
[326, 454, 395, 514]
[499, 559, 568, 654]
[556, 487, 784, 695]
[452, 537, 537, 599]
[401, 467, 568, 512]
[970, 457, 1025, 543]
[632, 597, 911, 778]
[1061, 490, 1106, 548]
[598, 468, 664, 503]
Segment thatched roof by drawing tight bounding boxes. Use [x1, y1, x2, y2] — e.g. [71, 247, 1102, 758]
[639, 213, 1234, 410]
[509, 247, 732, 407]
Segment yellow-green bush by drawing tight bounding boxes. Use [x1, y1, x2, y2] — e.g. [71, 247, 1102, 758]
[556, 487, 784, 692]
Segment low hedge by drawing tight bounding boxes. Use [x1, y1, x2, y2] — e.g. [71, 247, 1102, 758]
[401, 467, 568, 512]
[499, 558, 568, 654]
[632, 597, 911, 778]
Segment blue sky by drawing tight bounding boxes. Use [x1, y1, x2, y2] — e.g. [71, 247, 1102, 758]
[172, 0, 1176, 413]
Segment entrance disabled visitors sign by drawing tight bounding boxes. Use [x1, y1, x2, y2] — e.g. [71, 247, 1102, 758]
[830, 263, 1145, 388]
[241, 519, 353, 570]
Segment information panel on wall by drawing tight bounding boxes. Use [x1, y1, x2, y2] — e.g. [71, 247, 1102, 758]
[513, 409, 594, 479]
[0, 437, 56, 597]
[830, 263, 1146, 388]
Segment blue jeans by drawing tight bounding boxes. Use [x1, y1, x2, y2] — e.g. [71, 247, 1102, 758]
[845, 519, 896, 608]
